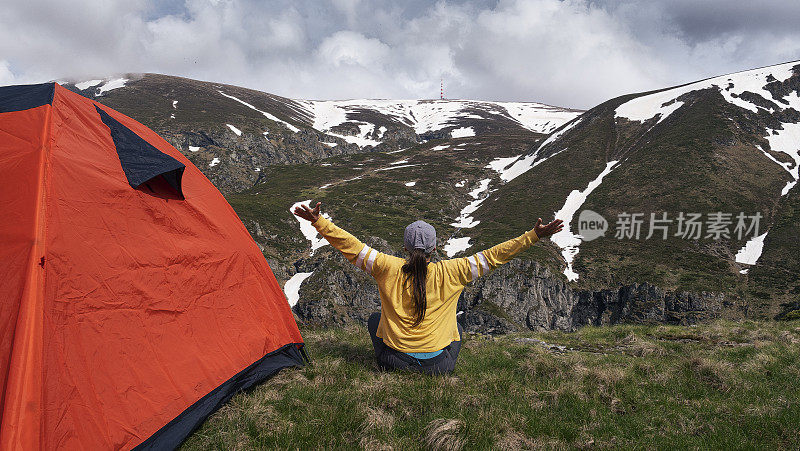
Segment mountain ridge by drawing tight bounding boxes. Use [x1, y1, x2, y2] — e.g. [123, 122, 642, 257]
[58, 72, 581, 194]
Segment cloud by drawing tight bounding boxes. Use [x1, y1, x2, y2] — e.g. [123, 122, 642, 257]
[0, 0, 798, 108]
[0, 60, 17, 86]
[317, 31, 391, 68]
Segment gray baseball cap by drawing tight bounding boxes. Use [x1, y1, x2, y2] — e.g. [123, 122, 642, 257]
[404, 220, 436, 254]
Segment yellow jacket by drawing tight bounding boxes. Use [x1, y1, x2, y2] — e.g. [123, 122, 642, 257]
[312, 216, 540, 352]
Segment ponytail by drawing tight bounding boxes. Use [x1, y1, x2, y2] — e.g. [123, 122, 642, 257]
[402, 248, 428, 327]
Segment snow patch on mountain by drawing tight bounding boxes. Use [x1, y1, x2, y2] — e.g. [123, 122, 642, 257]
[226, 124, 242, 136]
[451, 179, 493, 229]
[95, 78, 128, 96]
[188, 146, 200, 152]
[756, 144, 790, 172]
[536, 118, 583, 152]
[218, 90, 301, 133]
[376, 163, 419, 171]
[735, 232, 769, 266]
[486, 156, 520, 174]
[763, 123, 800, 196]
[616, 61, 798, 124]
[467, 179, 492, 200]
[405, 181, 416, 187]
[296, 100, 382, 147]
[783, 92, 800, 111]
[752, 122, 800, 198]
[320, 173, 364, 189]
[444, 237, 472, 257]
[496, 117, 583, 182]
[451, 127, 475, 138]
[75, 79, 102, 90]
[327, 126, 382, 148]
[290, 201, 332, 255]
[782, 181, 797, 196]
[501, 102, 582, 133]
[445, 178, 499, 257]
[551, 160, 619, 282]
[209, 157, 221, 167]
[284, 272, 314, 307]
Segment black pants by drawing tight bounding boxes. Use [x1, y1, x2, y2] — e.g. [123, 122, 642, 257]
[367, 312, 463, 375]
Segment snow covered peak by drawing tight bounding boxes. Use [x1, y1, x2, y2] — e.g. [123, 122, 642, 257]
[70, 77, 129, 97]
[616, 61, 800, 124]
[295, 98, 581, 139]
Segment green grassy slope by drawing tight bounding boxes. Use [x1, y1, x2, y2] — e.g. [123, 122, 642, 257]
[182, 320, 800, 449]
[228, 132, 544, 263]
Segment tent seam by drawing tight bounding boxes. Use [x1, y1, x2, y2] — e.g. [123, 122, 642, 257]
[0, 95, 53, 448]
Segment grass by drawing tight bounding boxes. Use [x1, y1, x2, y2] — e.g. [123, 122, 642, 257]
[182, 320, 800, 449]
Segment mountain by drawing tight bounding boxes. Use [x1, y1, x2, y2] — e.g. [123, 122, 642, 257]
[58, 62, 800, 331]
[466, 60, 800, 321]
[60, 74, 581, 194]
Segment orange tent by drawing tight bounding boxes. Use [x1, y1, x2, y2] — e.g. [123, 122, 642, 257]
[0, 83, 305, 449]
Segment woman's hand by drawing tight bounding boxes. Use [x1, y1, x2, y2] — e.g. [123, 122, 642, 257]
[293, 201, 321, 223]
[534, 217, 564, 239]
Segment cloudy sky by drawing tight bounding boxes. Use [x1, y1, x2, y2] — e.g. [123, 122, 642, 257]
[1, 0, 799, 109]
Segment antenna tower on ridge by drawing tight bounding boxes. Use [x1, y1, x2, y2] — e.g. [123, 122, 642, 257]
[440, 78, 444, 100]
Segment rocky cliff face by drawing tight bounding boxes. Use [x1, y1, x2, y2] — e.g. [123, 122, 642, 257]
[289, 253, 732, 334]
[461, 259, 731, 334]
[289, 237, 397, 327]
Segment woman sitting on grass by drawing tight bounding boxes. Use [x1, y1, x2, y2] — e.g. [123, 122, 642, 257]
[293, 202, 563, 375]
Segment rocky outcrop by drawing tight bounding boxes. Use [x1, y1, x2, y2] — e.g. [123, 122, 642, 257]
[291, 237, 398, 327]
[292, 256, 728, 334]
[575, 283, 726, 327]
[462, 259, 726, 332]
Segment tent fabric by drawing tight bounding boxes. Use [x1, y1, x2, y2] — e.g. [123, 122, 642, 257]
[0, 83, 305, 450]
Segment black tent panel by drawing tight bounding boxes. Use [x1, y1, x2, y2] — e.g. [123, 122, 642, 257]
[95, 105, 186, 198]
[0, 83, 55, 113]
